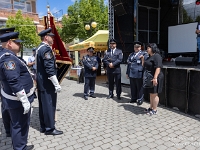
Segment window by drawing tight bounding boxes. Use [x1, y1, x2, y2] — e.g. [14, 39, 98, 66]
[13, 0, 32, 12]
[26, 2, 32, 12]
[0, 21, 6, 28]
[14, 0, 25, 10]
[0, 0, 11, 9]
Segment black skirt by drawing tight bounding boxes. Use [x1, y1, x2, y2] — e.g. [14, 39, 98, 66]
[144, 71, 164, 94]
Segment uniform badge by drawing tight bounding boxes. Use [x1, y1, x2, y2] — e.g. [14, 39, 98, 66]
[44, 52, 53, 59]
[4, 61, 16, 70]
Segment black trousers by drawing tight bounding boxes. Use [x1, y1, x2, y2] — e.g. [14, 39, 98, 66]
[79, 68, 85, 83]
[9, 105, 31, 150]
[97, 65, 101, 76]
[84, 77, 96, 96]
[129, 78, 143, 101]
[38, 90, 57, 132]
[1, 101, 10, 134]
[107, 73, 121, 96]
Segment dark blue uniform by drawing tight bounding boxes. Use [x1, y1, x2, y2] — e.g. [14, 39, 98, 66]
[103, 48, 123, 97]
[82, 55, 98, 97]
[126, 50, 147, 103]
[0, 49, 34, 150]
[36, 42, 57, 132]
[0, 27, 15, 137]
[0, 46, 11, 136]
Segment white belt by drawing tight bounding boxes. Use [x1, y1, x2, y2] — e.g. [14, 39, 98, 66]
[1, 87, 36, 101]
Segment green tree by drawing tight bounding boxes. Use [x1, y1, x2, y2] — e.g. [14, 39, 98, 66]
[61, 0, 108, 43]
[6, 10, 40, 48]
[182, 8, 193, 24]
[196, 15, 200, 22]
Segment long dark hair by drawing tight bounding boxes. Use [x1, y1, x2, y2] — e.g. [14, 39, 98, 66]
[147, 43, 160, 54]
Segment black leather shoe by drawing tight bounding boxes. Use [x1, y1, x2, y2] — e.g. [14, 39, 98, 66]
[89, 95, 96, 98]
[117, 96, 121, 100]
[40, 129, 46, 133]
[84, 96, 88, 100]
[6, 133, 11, 137]
[45, 129, 63, 135]
[107, 95, 113, 99]
[137, 99, 143, 105]
[129, 100, 137, 103]
[26, 145, 34, 150]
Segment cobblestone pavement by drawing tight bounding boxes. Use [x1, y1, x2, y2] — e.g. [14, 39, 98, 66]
[1, 76, 200, 150]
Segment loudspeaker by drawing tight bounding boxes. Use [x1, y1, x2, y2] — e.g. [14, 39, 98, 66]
[167, 68, 188, 112]
[114, 4, 126, 16]
[158, 68, 167, 106]
[111, 0, 126, 16]
[188, 70, 200, 115]
[175, 57, 197, 66]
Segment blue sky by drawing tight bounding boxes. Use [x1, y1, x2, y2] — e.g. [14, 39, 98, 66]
[37, 0, 108, 18]
[37, 0, 76, 18]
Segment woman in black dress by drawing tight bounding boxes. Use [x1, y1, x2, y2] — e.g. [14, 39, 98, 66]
[143, 43, 164, 115]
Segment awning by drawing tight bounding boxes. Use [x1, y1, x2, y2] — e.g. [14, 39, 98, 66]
[69, 30, 108, 51]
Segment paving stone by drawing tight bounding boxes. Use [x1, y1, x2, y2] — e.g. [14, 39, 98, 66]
[81, 144, 94, 150]
[146, 142, 158, 149]
[84, 139, 95, 145]
[100, 143, 112, 149]
[119, 141, 131, 148]
[1, 78, 200, 150]
[128, 143, 140, 149]
[138, 146, 151, 150]
[93, 141, 104, 147]
[73, 143, 85, 149]
[36, 146, 48, 150]
[110, 145, 122, 150]
[47, 142, 59, 148]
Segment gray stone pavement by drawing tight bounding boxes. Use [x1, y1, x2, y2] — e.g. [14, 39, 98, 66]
[1, 76, 200, 150]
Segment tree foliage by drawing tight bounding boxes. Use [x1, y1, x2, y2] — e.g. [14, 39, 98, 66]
[196, 15, 200, 22]
[6, 10, 40, 48]
[182, 8, 193, 24]
[60, 0, 108, 43]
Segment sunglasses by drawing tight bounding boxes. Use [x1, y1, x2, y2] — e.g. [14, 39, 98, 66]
[110, 43, 116, 44]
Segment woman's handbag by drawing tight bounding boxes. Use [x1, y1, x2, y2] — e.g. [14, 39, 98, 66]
[143, 70, 154, 88]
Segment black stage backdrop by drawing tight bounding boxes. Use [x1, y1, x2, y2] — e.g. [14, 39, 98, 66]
[112, 0, 134, 63]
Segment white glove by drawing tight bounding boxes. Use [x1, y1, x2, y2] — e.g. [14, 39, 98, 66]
[49, 75, 61, 93]
[16, 89, 30, 114]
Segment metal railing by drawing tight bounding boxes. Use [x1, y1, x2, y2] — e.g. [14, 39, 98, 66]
[0, 7, 38, 16]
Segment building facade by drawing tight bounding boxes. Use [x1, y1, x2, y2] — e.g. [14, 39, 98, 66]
[0, 0, 40, 27]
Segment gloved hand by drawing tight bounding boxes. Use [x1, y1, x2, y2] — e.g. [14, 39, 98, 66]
[16, 89, 30, 114]
[49, 75, 61, 93]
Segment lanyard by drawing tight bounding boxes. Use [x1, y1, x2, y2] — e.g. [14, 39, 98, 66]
[131, 50, 141, 60]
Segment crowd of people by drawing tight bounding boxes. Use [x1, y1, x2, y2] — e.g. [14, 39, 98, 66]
[0, 26, 163, 150]
[0, 27, 62, 150]
[81, 39, 164, 116]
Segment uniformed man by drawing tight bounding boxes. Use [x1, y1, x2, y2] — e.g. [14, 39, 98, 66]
[0, 32, 35, 150]
[0, 27, 15, 138]
[28, 48, 36, 76]
[27, 48, 37, 98]
[102, 39, 123, 100]
[82, 47, 98, 100]
[126, 41, 147, 105]
[36, 28, 63, 135]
